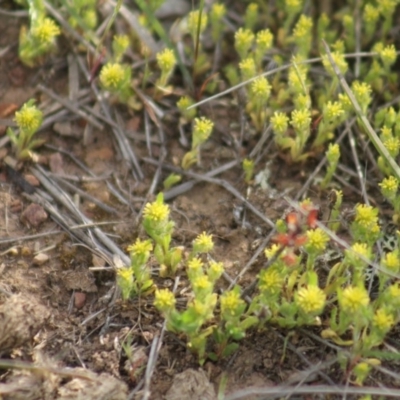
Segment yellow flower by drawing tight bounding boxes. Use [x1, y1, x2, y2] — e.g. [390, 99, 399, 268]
[373, 308, 394, 331]
[193, 232, 214, 253]
[363, 4, 379, 23]
[264, 244, 281, 259]
[117, 267, 132, 282]
[382, 136, 400, 156]
[99, 62, 126, 91]
[239, 57, 256, 81]
[339, 286, 369, 313]
[113, 34, 130, 58]
[127, 238, 153, 256]
[305, 228, 329, 253]
[354, 204, 379, 228]
[32, 18, 60, 45]
[382, 251, 400, 273]
[380, 176, 399, 200]
[177, 96, 196, 120]
[326, 143, 340, 164]
[387, 282, 400, 301]
[14, 101, 43, 134]
[208, 260, 224, 281]
[285, 0, 302, 10]
[188, 257, 204, 272]
[250, 76, 271, 103]
[352, 81, 372, 108]
[346, 242, 370, 262]
[258, 268, 284, 295]
[143, 199, 170, 221]
[82, 9, 97, 30]
[324, 101, 344, 121]
[292, 15, 313, 39]
[156, 48, 176, 73]
[296, 285, 326, 314]
[187, 10, 208, 37]
[234, 28, 255, 59]
[291, 109, 311, 132]
[288, 66, 307, 93]
[271, 112, 289, 135]
[220, 289, 244, 316]
[192, 117, 214, 148]
[154, 289, 176, 311]
[192, 275, 212, 292]
[379, 44, 397, 68]
[338, 92, 352, 112]
[211, 3, 226, 20]
[256, 29, 273, 51]
[322, 51, 348, 75]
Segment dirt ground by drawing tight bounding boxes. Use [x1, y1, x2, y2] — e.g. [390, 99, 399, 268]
[2, 3, 400, 400]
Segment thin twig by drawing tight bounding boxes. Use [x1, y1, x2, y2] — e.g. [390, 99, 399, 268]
[322, 40, 400, 181]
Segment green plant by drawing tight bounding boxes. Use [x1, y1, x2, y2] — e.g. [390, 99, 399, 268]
[7, 99, 44, 160]
[181, 117, 214, 170]
[117, 239, 154, 299]
[18, 0, 61, 66]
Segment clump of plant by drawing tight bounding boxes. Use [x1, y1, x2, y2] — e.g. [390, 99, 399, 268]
[17, 0, 61, 66]
[7, 99, 44, 160]
[118, 189, 400, 383]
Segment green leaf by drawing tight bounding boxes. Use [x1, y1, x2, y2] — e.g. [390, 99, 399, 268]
[222, 342, 239, 357]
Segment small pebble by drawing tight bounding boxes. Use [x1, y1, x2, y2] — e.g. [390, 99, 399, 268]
[21, 203, 48, 228]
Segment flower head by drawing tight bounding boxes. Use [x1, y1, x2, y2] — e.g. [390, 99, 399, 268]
[250, 76, 271, 103]
[177, 96, 196, 121]
[354, 204, 379, 232]
[14, 100, 43, 134]
[379, 176, 398, 201]
[292, 15, 313, 40]
[379, 44, 397, 68]
[220, 288, 245, 317]
[208, 260, 224, 282]
[264, 243, 281, 259]
[258, 268, 284, 295]
[339, 286, 370, 313]
[193, 232, 214, 254]
[363, 4, 379, 23]
[32, 18, 60, 45]
[296, 285, 326, 314]
[113, 34, 130, 60]
[322, 51, 348, 75]
[305, 228, 329, 253]
[291, 108, 311, 132]
[127, 238, 153, 256]
[156, 48, 176, 73]
[345, 242, 370, 273]
[143, 197, 170, 222]
[324, 101, 344, 122]
[352, 81, 372, 110]
[234, 28, 254, 59]
[239, 57, 256, 81]
[187, 10, 208, 38]
[373, 308, 394, 331]
[100, 62, 128, 91]
[270, 112, 289, 135]
[188, 257, 204, 272]
[192, 117, 214, 148]
[256, 29, 273, 52]
[382, 136, 400, 157]
[382, 250, 400, 273]
[326, 143, 340, 164]
[154, 288, 176, 312]
[192, 275, 212, 293]
[211, 3, 226, 20]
